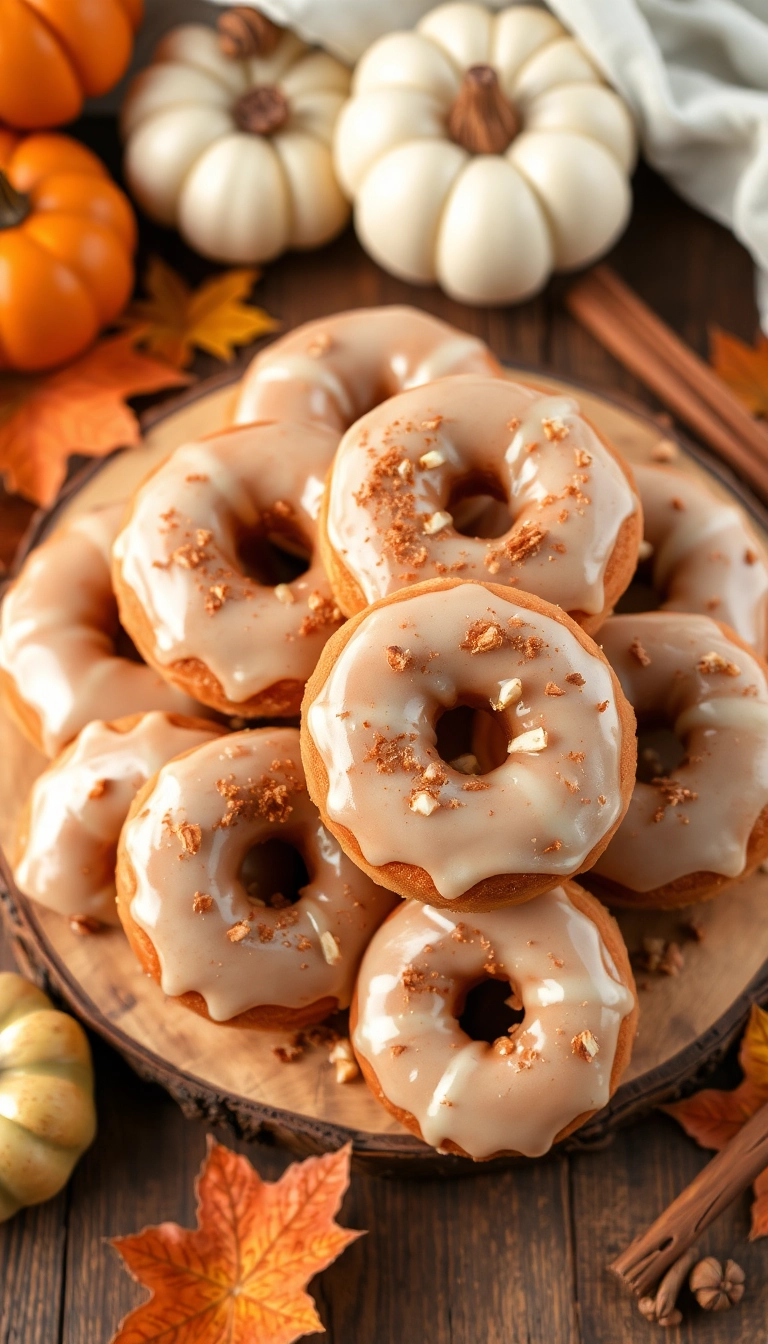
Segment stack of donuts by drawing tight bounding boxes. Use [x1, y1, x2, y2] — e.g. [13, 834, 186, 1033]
[4, 306, 768, 1162]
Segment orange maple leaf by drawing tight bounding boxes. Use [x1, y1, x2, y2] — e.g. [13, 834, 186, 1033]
[710, 327, 768, 418]
[110, 1139, 362, 1344]
[0, 331, 189, 507]
[662, 1004, 768, 1239]
[126, 256, 280, 369]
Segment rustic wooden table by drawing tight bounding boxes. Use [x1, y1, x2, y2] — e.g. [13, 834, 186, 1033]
[1, 122, 767, 1343]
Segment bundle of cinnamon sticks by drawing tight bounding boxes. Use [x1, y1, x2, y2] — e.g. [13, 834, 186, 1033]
[566, 266, 768, 498]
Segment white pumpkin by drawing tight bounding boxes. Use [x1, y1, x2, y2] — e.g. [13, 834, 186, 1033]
[334, 2, 636, 304]
[121, 23, 352, 264]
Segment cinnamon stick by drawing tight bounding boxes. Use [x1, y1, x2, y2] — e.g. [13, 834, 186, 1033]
[586, 266, 768, 461]
[609, 1102, 768, 1299]
[567, 276, 768, 499]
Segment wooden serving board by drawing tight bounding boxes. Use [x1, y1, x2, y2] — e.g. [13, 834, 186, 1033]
[2, 366, 768, 1176]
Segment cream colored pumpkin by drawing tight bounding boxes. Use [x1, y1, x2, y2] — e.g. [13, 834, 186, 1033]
[0, 972, 96, 1221]
[122, 23, 351, 263]
[334, 2, 636, 304]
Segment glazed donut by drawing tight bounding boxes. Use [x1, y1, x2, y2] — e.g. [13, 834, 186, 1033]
[116, 726, 398, 1029]
[0, 504, 206, 757]
[630, 464, 768, 653]
[234, 305, 502, 429]
[301, 578, 637, 912]
[589, 612, 768, 907]
[14, 712, 223, 927]
[320, 375, 642, 628]
[112, 420, 343, 718]
[351, 883, 637, 1160]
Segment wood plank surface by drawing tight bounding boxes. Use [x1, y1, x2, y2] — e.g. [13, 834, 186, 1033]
[1, 119, 768, 1343]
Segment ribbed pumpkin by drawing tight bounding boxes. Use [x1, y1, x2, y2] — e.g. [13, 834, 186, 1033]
[0, 0, 144, 130]
[0, 972, 96, 1222]
[0, 131, 137, 372]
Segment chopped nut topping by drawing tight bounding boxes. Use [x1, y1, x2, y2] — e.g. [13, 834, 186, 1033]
[574, 447, 592, 467]
[596, 700, 609, 713]
[638, 538, 654, 562]
[543, 839, 562, 853]
[461, 619, 505, 654]
[274, 583, 295, 605]
[298, 592, 341, 637]
[507, 727, 547, 754]
[462, 778, 491, 791]
[565, 672, 585, 687]
[166, 819, 202, 856]
[227, 920, 250, 943]
[205, 582, 230, 614]
[386, 644, 413, 672]
[419, 449, 445, 470]
[423, 509, 452, 535]
[493, 1036, 516, 1056]
[490, 676, 523, 711]
[70, 915, 100, 936]
[320, 931, 342, 965]
[484, 521, 547, 573]
[651, 437, 678, 462]
[542, 417, 569, 442]
[390, 1043, 407, 1057]
[567, 750, 585, 762]
[629, 637, 651, 667]
[652, 775, 698, 822]
[88, 779, 107, 800]
[572, 1030, 599, 1062]
[364, 732, 418, 775]
[193, 892, 214, 914]
[697, 650, 741, 677]
[329, 1038, 359, 1084]
[410, 791, 440, 816]
[544, 681, 565, 697]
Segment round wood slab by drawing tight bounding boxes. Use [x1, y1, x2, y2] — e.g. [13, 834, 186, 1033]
[2, 367, 768, 1176]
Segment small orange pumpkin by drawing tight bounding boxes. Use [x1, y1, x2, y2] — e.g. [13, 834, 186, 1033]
[0, 0, 144, 131]
[0, 131, 137, 372]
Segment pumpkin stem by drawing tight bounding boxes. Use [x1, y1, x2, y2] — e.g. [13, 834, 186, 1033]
[218, 7, 283, 59]
[448, 65, 520, 155]
[233, 86, 290, 135]
[0, 170, 31, 230]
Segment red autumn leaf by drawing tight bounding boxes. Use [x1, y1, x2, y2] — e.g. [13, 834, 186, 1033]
[110, 1139, 362, 1344]
[710, 327, 768, 418]
[0, 331, 189, 506]
[662, 1080, 764, 1150]
[750, 1167, 768, 1241]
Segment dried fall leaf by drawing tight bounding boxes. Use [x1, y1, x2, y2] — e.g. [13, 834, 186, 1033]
[0, 332, 188, 506]
[750, 1166, 768, 1241]
[710, 327, 768, 418]
[110, 1139, 362, 1344]
[739, 1002, 768, 1099]
[127, 256, 280, 368]
[661, 1080, 764, 1150]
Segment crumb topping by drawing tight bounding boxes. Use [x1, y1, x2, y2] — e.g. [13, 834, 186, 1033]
[629, 638, 651, 667]
[461, 619, 505, 654]
[572, 1029, 599, 1062]
[697, 651, 741, 677]
[542, 417, 569, 442]
[193, 892, 213, 914]
[544, 681, 565, 697]
[386, 645, 413, 672]
[565, 672, 585, 687]
[651, 775, 698, 822]
[484, 521, 547, 574]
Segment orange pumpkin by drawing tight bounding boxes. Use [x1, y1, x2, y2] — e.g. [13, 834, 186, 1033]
[0, 131, 137, 371]
[0, 0, 143, 130]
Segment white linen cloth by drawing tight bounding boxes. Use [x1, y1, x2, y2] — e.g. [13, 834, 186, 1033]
[132, 1, 768, 328]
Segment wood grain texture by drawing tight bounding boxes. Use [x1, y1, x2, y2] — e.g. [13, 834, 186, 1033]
[0, 117, 767, 1340]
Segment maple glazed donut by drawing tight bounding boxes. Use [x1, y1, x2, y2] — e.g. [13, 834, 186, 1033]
[0, 504, 205, 758]
[116, 726, 398, 1029]
[301, 578, 637, 912]
[588, 612, 768, 908]
[351, 884, 637, 1160]
[14, 712, 223, 927]
[631, 464, 768, 653]
[112, 420, 343, 718]
[321, 374, 642, 627]
[233, 304, 502, 428]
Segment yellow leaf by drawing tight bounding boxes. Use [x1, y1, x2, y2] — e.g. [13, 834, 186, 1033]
[739, 1002, 768, 1099]
[0, 332, 188, 506]
[710, 327, 768, 418]
[110, 1140, 362, 1344]
[127, 256, 280, 368]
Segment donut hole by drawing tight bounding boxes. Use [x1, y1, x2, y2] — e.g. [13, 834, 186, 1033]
[636, 721, 687, 783]
[614, 554, 661, 615]
[240, 837, 310, 909]
[449, 471, 513, 539]
[434, 702, 508, 774]
[237, 527, 311, 587]
[458, 977, 525, 1044]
